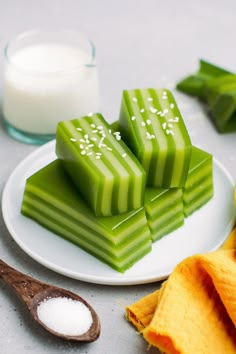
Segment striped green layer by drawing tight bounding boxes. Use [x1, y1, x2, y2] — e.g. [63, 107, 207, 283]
[145, 188, 183, 218]
[183, 176, 213, 205]
[184, 187, 213, 217]
[183, 146, 213, 217]
[118, 88, 192, 187]
[56, 114, 146, 216]
[21, 160, 151, 273]
[150, 213, 184, 242]
[145, 187, 184, 242]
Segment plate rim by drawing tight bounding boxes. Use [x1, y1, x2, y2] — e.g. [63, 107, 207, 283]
[1, 140, 236, 285]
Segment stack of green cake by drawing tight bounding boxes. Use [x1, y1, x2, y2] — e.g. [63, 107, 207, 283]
[21, 88, 214, 273]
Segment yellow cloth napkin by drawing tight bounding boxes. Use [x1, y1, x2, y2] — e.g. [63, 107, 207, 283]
[126, 227, 236, 354]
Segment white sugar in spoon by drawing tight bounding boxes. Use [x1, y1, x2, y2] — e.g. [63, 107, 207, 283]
[0, 259, 100, 342]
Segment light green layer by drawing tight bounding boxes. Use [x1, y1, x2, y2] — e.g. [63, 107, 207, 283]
[56, 114, 146, 216]
[118, 88, 192, 187]
[21, 160, 151, 273]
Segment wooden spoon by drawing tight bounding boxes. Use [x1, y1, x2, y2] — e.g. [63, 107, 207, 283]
[0, 259, 100, 342]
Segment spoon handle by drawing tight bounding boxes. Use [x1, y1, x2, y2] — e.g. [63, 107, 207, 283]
[0, 259, 48, 308]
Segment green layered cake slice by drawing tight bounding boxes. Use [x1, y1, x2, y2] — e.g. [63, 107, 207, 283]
[183, 146, 213, 217]
[118, 88, 192, 188]
[21, 160, 152, 273]
[145, 188, 184, 242]
[204, 75, 236, 133]
[56, 113, 146, 216]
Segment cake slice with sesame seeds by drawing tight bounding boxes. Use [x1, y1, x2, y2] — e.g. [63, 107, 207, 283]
[118, 88, 192, 188]
[56, 113, 146, 216]
[21, 160, 151, 273]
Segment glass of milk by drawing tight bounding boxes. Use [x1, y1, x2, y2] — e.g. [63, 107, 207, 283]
[2, 29, 100, 144]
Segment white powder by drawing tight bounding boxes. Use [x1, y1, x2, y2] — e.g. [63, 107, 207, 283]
[37, 297, 93, 336]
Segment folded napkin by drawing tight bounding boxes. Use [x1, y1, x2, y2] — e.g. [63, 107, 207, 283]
[126, 228, 236, 354]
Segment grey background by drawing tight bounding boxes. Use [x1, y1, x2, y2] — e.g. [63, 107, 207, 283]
[0, 1, 236, 353]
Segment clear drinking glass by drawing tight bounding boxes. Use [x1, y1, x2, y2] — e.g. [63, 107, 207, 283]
[2, 29, 100, 145]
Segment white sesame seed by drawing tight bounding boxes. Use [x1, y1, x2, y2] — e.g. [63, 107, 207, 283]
[168, 123, 173, 128]
[150, 107, 158, 113]
[76, 127, 83, 131]
[95, 155, 101, 159]
[90, 137, 97, 141]
[87, 112, 93, 117]
[80, 138, 85, 143]
[85, 139, 90, 144]
[166, 129, 174, 136]
[97, 125, 103, 130]
[168, 117, 179, 123]
[92, 129, 98, 133]
[84, 134, 89, 139]
[162, 122, 167, 129]
[90, 123, 96, 128]
[96, 152, 102, 156]
[88, 144, 94, 148]
[147, 97, 153, 101]
[162, 97, 168, 100]
[106, 147, 112, 151]
[131, 116, 136, 121]
[164, 109, 169, 114]
[87, 152, 93, 156]
[70, 138, 77, 142]
[108, 129, 112, 133]
[146, 119, 152, 125]
[170, 103, 175, 109]
[141, 122, 146, 127]
[132, 97, 138, 102]
[140, 108, 145, 113]
[80, 144, 84, 149]
[115, 135, 121, 141]
[81, 150, 86, 155]
[122, 153, 127, 158]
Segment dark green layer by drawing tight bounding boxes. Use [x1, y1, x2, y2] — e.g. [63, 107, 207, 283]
[118, 88, 192, 188]
[56, 114, 146, 216]
[21, 160, 151, 273]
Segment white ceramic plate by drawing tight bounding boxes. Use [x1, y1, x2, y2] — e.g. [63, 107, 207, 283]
[2, 140, 236, 285]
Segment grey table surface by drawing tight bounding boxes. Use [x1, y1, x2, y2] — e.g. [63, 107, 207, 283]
[0, 1, 236, 353]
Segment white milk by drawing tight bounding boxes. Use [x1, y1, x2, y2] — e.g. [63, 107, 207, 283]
[3, 44, 100, 134]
